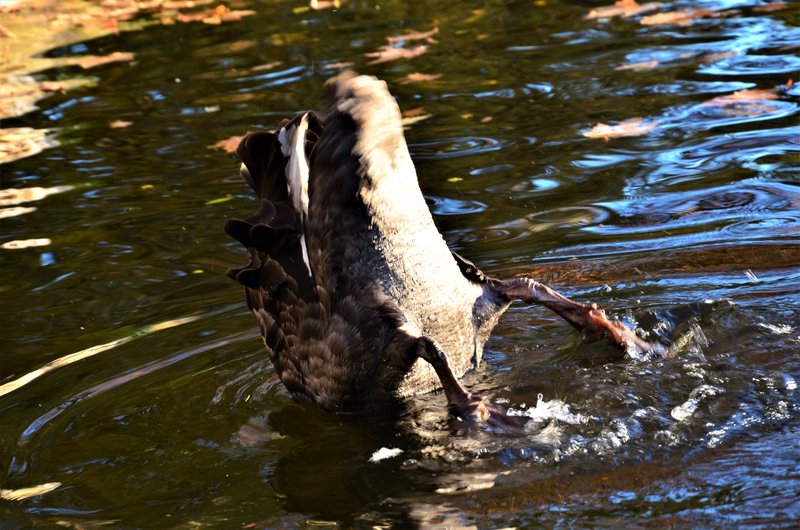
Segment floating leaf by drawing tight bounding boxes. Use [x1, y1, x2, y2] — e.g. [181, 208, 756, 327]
[700, 87, 784, 119]
[640, 9, 716, 26]
[324, 61, 355, 70]
[753, 2, 787, 12]
[401, 107, 431, 127]
[365, 45, 428, 65]
[251, 61, 283, 72]
[581, 118, 659, 140]
[309, 0, 341, 9]
[615, 60, 660, 71]
[161, 0, 216, 9]
[70, 51, 135, 69]
[699, 51, 738, 64]
[209, 135, 244, 153]
[705, 88, 780, 106]
[400, 72, 442, 84]
[174, 7, 255, 24]
[585, 0, 663, 20]
[386, 27, 439, 44]
[0, 482, 61, 501]
[1, 238, 52, 250]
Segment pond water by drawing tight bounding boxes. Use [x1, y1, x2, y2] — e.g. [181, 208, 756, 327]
[1, 0, 799, 527]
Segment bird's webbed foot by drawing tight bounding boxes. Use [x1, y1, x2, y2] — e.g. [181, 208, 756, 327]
[499, 277, 664, 359]
[415, 337, 523, 432]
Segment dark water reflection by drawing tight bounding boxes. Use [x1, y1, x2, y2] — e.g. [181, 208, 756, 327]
[1, 0, 799, 527]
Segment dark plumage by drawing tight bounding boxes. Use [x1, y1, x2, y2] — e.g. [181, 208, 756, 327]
[225, 72, 659, 423]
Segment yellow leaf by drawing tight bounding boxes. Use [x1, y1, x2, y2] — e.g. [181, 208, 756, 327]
[0, 482, 61, 501]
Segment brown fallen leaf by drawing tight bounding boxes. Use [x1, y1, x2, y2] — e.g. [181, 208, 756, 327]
[700, 84, 789, 118]
[585, 0, 663, 20]
[401, 107, 431, 127]
[640, 8, 715, 26]
[202, 9, 256, 25]
[705, 88, 780, 106]
[581, 118, 659, 140]
[615, 60, 660, 71]
[161, 0, 216, 9]
[324, 61, 355, 70]
[209, 135, 244, 154]
[110, 120, 133, 128]
[365, 44, 428, 65]
[386, 26, 439, 44]
[402, 107, 428, 118]
[175, 8, 254, 24]
[309, 0, 340, 10]
[38, 80, 83, 92]
[252, 61, 283, 72]
[70, 51, 135, 69]
[698, 51, 738, 64]
[218, 9, 256, 22]
[399, 72, 442, 84]
[753, 2, 787, 12]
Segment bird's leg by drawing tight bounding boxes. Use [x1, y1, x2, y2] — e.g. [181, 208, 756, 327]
[498, 277, 663, 357]
[416, 337, 522, 430]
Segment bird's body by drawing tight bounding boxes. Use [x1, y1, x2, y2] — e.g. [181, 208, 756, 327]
[225, 72, 657, 420]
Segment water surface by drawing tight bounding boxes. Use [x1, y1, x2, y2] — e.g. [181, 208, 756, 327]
[1, 0, 798, 527]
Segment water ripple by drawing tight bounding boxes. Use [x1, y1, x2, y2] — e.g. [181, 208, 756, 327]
[426, 195, 487, 216]
[410, 136, 512, 160]
[640, 126, 800, 185]
[594, 180, 800, 236]
[699, 53, 800, 76]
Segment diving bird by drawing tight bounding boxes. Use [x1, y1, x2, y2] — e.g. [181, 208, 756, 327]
[224, 72, 659, 424]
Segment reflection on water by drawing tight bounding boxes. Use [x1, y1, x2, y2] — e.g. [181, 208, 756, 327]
[1, 0, 798, 527]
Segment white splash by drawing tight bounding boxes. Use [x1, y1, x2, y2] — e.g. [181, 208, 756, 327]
[369, 447, 403, 463]
[758, 322, 793, 335]
[671, 385, 722, 422]
[508, 393, 587, 425]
